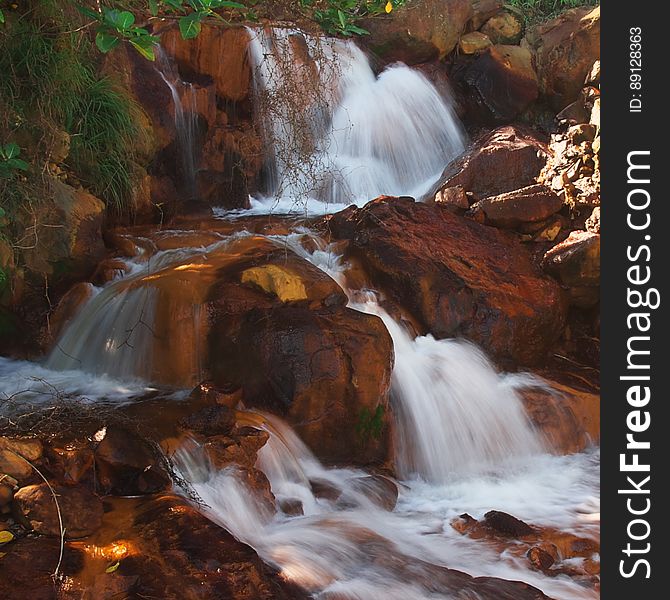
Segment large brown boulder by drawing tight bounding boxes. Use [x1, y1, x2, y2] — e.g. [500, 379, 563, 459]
[464, 45, 539, 122]
[428, 125, 548, 202]
[524, 6, 600, 110]
[326, 197, 567, 366]
[361, 0, 473, 64]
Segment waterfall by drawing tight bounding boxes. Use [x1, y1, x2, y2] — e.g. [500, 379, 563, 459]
[245, 28, 466, 210]
[155, 46, 199, 198]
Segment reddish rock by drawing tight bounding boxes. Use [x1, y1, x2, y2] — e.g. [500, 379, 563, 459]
[91, 258, 130, 286]
[49, 282, 95, 340]
[458, 32, 492, 55]
[464, 45, 539, 122]
[484, 510, 534, 537]
[14, 483, 103, 538]
[326, 197, 566, 366]
[524, 6, 600, 110]
[519, 378, 599, 453]
[527, 545, 556, 570]
[475, 184, 563, 229]
[46, 439, 95, 485]
[361, 0, 473, 64]
[434, 184, 469, 209]
[429, 126, 548, 201]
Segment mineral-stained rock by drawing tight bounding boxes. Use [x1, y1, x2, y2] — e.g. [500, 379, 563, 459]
[429, 126, 548, 201]
[326, 197, 566, 366]
[481, 11, 524, 45]
[14, 482, 103, 538]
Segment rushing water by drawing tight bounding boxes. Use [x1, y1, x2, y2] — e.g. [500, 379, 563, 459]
[244, 27, 466, 214]
[0, 28, 600, 599]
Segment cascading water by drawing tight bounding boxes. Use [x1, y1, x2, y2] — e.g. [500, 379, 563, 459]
[155, 46, 199, 198]
[244, 28, 466, 212]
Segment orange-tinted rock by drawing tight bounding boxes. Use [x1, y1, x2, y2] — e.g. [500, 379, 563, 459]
[161, 25, 252, 103]
[327, 197, 566, 366]
[46, 440, 95, 486]
[471, 0, 504, 29]
[14, 482, 103, 538]
[49, 282, 95, 339]
[429, 126, 548, 201]
[520, 378, 599, 453]
[91, 258, 129, 286]
[475, 184, 563, 229]
[361, 0, 473, 64]
[524, 6, 600, 110]
[458, 31, 492, 55]
[527, 545, 556, 570]
[464, 45, 538, 121]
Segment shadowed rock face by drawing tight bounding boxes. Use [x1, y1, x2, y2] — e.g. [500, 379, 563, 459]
[325, 196, 567, 367]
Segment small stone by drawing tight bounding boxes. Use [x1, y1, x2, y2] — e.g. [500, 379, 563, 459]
[459, 32, 492, 55]
[528, 545, 556, 570]
[434, 185, 469, 209]
[484, 510, 534, 537]
[481, 11, 524, 45]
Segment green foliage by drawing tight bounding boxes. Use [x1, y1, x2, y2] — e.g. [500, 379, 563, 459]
[505, 0, 598, 25]
[0, 143, 29, 179]
[357, 404, 385, 441]
[0, 15, 141, 212]
[300, 0, 405, 36]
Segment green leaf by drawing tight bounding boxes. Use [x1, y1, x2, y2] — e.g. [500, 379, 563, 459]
[7, 158, 29, 171]
[0, 530, 14, 544]
[105, 561, 120, 573]
[77, 5, 101, 21]
[149, 0, 159, 17]
[117, 11, 136, 30]
[3, 143, 20, 160]
[0, 9, 5, 25]
[95, 31, 120, 53]
[216, 1, 247, 8]
[179, 12, 203, 39]
[129, 39, 157, 61]
[337, 9, 347, 29]
[0, 207, 6, 218]
[346, 24, 370, 35]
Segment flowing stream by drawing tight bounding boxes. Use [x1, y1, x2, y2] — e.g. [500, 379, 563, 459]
[0, 28, 599, 600]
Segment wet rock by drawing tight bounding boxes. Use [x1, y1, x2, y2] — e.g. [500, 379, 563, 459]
[191, 380, 243, 408]
[458, 32, 492, 54]
[94, 426, 170, 495]
[361, 0, 473, 64]
[279, 497, 304, 516]
[527, 545, 556, 570]
[429, 126, 548, 201]
[519, 378, 599, 453]
[327, 197, 566, 366]
[464, 45, 539, 122]
[0, 537, 85, 600]
[475, 184, 563, 229]
[119, 495, 304, 599]
[310, 478, 342, 502]
[180, 405, 236, 437]
[14, 483, 103, 538]
[350, 475, 398, 511]
[481, 11, 524, 45]
[91, 258, 130, 285]
[209, 297, 393, 466]
[203, 429, 270, 471]
[484, 510, 534, 537]
[524, 6, 600, 110]
[543, 231, 600, 308]
[49, 282, 95, 340]
[46, 440, 94, 486]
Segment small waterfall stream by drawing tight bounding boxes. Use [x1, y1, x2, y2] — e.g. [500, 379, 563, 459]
[155, 47, 199, 198]
[244, 27, 466, 212]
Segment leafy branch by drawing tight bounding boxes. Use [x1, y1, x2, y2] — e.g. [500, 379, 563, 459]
[0, 142, 29, 179]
